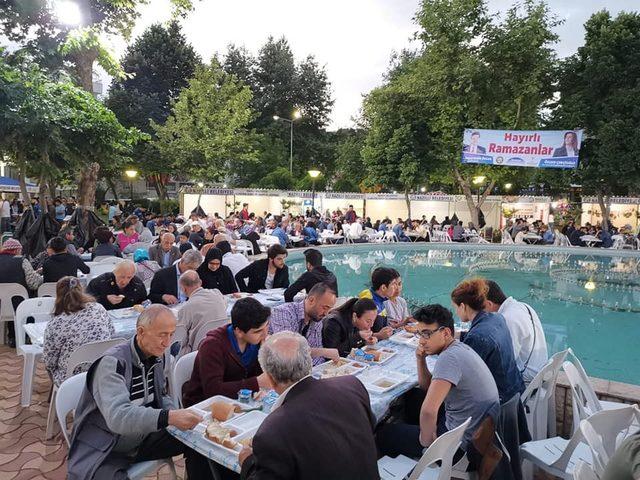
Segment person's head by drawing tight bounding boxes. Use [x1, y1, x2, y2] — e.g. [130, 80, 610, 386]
[242, 203, 248, 210]
[179, 269, 202, 298]
[122, 221, 135, 236]
[564, 131, 578, 149]
[470, 131, 480, 145]
[371, 267, 401, 298]
[178, 231, 189, 244]
[258, 331, 312, 393]
[335, 297, 378, 331]
[348, 205, 354, 211]
[204, 247, 223, 272]
[192, 223, 202, 233]
[160, 233, 175, 252]
[47, 236, 67, 255]
[60, 226, 74, 242]
[53, 276, 94, 316]
[94, 226, 113, 245]
[304, 282, 337, 322]
[204, 226, 216, 240]
[179, 249, 203, 273]
[450, 278, 488, 322]
[133, 248, 149, 263]
[231, 297, 271, 345]
[484, 280, 507, 312]
[267, 244, 288, 269]
[113, 260, 136, 290]
[217, 240, 232, 255]
[136, 305, 177, 358]
[413, 304, 456, 355]
[303, 248, 322, 271]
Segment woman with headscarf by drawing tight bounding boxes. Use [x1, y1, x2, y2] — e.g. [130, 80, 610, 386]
[196, 247, 239, 294]
[133, 248, 161, 284]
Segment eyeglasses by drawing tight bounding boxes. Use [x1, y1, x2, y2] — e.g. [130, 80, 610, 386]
[417, 326, 445, 339]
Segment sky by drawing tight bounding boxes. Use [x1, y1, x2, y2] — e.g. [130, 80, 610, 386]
[102, 0, 637, 130]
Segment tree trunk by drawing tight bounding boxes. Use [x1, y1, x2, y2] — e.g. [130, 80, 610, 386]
[105, 177, 119, 202]
[362, 197, 367, 219]
[78, 163, 100, 210]
[151, 174, 169, 201]
[404, 188, 411, 220]
[453, 167, 495, 228]
[74, 50, 97, 93]
[18, 162, 31, 204]
[596, 190, 610, 231]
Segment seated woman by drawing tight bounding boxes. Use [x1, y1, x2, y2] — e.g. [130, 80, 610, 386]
[196, 247, 239, 295]
[322, 298, 378, 357]
[133, 248, 161, 284]
[116, 221, 139, 252]
[91, 226, 122, 260]
[42, 276, 114, 386]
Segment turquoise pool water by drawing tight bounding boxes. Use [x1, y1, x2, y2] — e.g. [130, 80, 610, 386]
[287, 245, 640, 385]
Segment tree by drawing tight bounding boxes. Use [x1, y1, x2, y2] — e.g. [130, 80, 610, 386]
[551, 10, 640, 230]
[332, 129, 367, 192]
[152, 60, 258, 184]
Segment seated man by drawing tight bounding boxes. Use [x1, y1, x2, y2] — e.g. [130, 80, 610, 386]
[66, 305, 211, 480]
[376, 305, 501, 473]
[87, 260, 147, 311]
[283, 249, 338, 302]
[148, 233, 181, 268]
[217, 240, 250, 277]
[42, 236, 90, 283]
[271, 218, 289, 247]
[358, 266, 398, 340]
[238, 332, 379, 480]
[183, 297, 271, 406]
[91, 226, 122, 260]
[149, 249, 202, 305]
[484, 280, 548, 383]
[269, 282, 338, 365]
[235, 244, 289, 293]
[176, 271, 228, 356]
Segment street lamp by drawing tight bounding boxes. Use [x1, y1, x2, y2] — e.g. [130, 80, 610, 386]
[125, 169, 137, 202]
[53, 0, 83, 25]
[504, 183, 513, 192]
[273, 109, 302, 175]
[472, 175, 486, 203]
[308, 169, 321, 215]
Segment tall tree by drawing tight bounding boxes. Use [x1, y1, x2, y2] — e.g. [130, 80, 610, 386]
[551, 10, 640, 231]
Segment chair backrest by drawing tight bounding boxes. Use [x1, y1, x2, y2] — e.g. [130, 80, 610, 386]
[502, 230, 514, 244]
[0, 282, 29, 322]
[579, 405, 640, 476]
[521, 349, 569, 440]
[56, 371, 87, 446]
[384, 231, 398, 242]
[14, 297, 56, 352]
[562, 359, 604, 433]
[65, 338, 127, 378]
[87, 263, 116, 279]
[408, 417, 472, 480]
[171, 351, 197, 408]
[572, 460, 599, 480]
[193, 318, 229, 350]
[235, 239, 254, 256]
[95, 256, 127, 264]
[37, 282, 58, 297]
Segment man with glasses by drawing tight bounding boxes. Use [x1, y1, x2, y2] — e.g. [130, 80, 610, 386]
[376, 304, 500, 472]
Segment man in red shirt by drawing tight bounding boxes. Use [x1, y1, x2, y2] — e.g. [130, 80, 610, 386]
[240, 203, 250, 220]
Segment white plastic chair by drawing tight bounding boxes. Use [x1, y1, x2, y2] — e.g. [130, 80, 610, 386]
[378, 418, 472, 480]
[0, 282, 29, 343]
[46, 338, 127, 439]
[501, 230, 515, 244]
[37, 282, 58, 297]
[384, 231, 399, 243]
[15, 297, 56, 406]
[87, 262, 116, 280]
[572, 461, 599, 480]
[235, 239, 254, 257]
[170, 351, 197, 408]
[521, 349, 569, 441]
[193, 318, 228, 350]
[56, 372, 178, 480]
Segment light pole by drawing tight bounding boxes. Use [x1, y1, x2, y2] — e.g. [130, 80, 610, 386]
[125, 169, 138, 202]
[472, 175, 486, 203]
[308, 169, 321, 216]
[273, 109, 302, 175]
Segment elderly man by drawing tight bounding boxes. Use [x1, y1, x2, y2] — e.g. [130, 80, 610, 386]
[238, 332, 379, 480]
[149, 249, 202, 305]
[148, 233, 181, 268]
[176, 270, 228, 356]
[67, 305, 212, 480]
[87, 260, 147, 311]
[269, 282, 338, 365]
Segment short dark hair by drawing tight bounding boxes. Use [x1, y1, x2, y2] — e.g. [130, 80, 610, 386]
[60, 226, 73, 237]
[217, 240, 232, 255]
[179, 231, 189, 239]
[231, 297, 271, 332]
[471, 131, 480, 137]
[122, 221, 133, 230]
[308, 282, 336, 298]
[371, 267, 400, 291]
[413, 304, 455, 336]
[485, 280, 507, 305]
[48, 236, 67, 253]
[267, 244, 287, 259]
[304, 249, 323, 267]
[94, 226, 113, 245]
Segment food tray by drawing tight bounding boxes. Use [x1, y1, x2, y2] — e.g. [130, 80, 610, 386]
[358, 369, 410, 394]
[312, 357, 368, 379]
[197, 410, 267, 455]
[349, 346, 397, 365]
[108, 307, 138, 319]
[389, 331, 419, 348]
[189, 395, 247, 421]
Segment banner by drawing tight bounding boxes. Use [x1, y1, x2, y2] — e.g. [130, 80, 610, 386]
[461, 129, 583, 169]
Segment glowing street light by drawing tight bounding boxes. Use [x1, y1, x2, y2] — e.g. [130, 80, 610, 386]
[53, 0, 83, 26]
[308, 169, 321, 216]
[273, 110, 303, 174]
[124, 169, 137, 201]
[472, 175, 486, 185]
[420, 186, 426, 193]
[504, 183, 513, 191]
[197, 182, 204, 188]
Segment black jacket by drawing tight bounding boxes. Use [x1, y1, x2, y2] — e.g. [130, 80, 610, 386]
[86, 272, 147, 310]
[42, 253, 90, 283]
[322, 310, 365, 357]
[283, 265, 338, 302]
[235, 259, 289, 293]
[196, 264, 238, 295]
[91, 243, 122, 260]
[148, 265, 179, 304]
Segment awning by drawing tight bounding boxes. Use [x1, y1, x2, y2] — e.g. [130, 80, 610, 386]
[0, 176, 38, 193]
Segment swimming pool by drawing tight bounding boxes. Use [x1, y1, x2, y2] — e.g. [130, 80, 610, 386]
[286, 244, 640, 385]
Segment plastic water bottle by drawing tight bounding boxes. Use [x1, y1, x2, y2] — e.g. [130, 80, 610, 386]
[141, 300, 152, 309]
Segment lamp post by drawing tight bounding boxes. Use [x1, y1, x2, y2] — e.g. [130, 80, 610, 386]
[504, 183, 513, 193]
[125, 169, 138, 202]
[273, 109, 302, 175]
[472, 175, 486, 203]
[308, 169, 321, 216]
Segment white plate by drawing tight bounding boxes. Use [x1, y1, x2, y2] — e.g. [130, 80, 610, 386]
[349, 346, 397, 365]
[389, 331, 419, 348]
[312, 357, 368, 378]
[358, 369, 410, 394]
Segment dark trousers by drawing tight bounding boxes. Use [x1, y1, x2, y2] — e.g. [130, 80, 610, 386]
[93, 430, 214, 480]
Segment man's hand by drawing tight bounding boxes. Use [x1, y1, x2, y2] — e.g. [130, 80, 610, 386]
[256, 372, 272, 389]
[322, 348, 340, 361]
[388, 319, 404, 329]
[107, 294, 124, 305]
[168, 409, 202, 431]
[238, 445, 253, 466]
[416, 341, 428, 359]
[162, 294, 178, 305]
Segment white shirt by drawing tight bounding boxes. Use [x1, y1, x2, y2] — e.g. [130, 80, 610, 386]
[222, 252, 250, 277]
[1, 200, 10, 218]
[498, 297, 548, 383]
[349, 221, 363, 238]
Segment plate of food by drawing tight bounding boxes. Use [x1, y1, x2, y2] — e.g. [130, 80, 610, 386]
[389, 331, 419, 348]
[358, 369, 410, 395]
[349, 346, 397, 365]
[196, 404, 267, 455]
[189, 396, 247, 422]
[313, 358, 367, 379]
